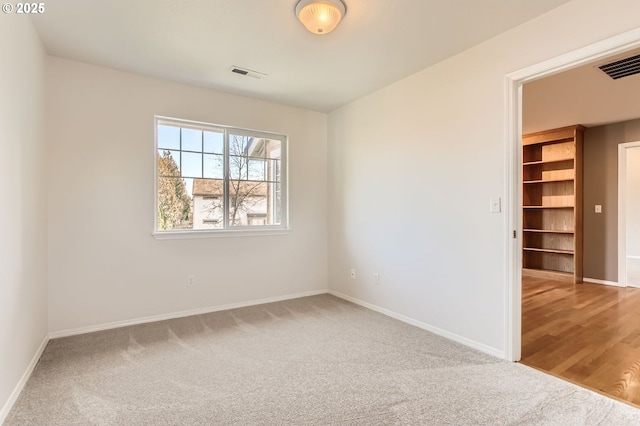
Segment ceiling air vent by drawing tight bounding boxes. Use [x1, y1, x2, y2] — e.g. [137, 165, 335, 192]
[598, 53, 640, 80]
[229, 66, 267, 80]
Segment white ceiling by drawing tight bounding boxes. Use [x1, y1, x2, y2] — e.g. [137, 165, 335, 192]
[31, 0, 570, 112]
[523, 48, 640, 134]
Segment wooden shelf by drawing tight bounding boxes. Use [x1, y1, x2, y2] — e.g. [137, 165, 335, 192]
[523, 229, 574, 234]
[523, 205, 574, 209]
[523, 178, 574, 184]
[522, 125, 582, 146]
[524, 247, 574, 255]
[522, 125, 583, 284]
[523, 158, 575, 166]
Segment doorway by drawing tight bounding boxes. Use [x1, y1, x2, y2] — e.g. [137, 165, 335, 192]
[505, 28, 640, 362]
[619, 142, 640, 288]
[506, 28, 640, 405]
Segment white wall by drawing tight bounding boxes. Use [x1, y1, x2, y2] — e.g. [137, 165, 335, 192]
[327, 0, 640, 356]
[0, 16, 48, 420]
[46, 57, 328, 333]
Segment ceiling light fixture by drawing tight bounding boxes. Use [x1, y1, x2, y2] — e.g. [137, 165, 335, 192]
[295, 0, 346, 35]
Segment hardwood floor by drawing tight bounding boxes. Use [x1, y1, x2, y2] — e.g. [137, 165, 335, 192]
[521, 276, 640, 407]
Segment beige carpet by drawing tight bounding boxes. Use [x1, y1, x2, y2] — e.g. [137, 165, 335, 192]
[5, 294, 640, 425]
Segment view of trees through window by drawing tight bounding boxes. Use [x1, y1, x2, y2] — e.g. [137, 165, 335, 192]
[155, 118, 285, 232]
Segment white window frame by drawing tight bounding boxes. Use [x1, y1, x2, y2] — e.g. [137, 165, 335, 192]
[153, 116, 289, 239]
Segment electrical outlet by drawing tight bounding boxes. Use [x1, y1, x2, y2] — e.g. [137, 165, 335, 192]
[373, 273, 379, 285]
[187, 275, 196, 287]
[350, 269, 356, 280]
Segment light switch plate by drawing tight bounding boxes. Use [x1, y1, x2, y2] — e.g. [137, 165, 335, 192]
[490, 197, 501, 213]
[595, 205, 602, 213]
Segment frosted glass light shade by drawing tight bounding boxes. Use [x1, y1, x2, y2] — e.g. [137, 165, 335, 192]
[295, 0, 346, 35]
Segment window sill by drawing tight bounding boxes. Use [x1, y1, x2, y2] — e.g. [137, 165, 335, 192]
[152, 228, 291, 240]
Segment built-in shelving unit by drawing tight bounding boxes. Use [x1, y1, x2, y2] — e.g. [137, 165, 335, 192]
[522, 125, 584, 283]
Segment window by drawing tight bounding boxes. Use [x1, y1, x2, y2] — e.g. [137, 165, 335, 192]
[155, 117, 287, 235]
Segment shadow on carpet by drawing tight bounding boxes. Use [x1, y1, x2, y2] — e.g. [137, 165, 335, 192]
[6, 294, 640, 425]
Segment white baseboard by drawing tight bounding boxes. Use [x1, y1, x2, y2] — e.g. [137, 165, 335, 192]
[49, 289, 328, 339]
[0, 335, 49, 424]
[583, 277, 622, 287]
[328, 289, 505, 360]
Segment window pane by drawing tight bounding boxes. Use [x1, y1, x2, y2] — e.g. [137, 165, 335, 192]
[265, 139, 282, 160]
[182, 128, 202, 152]
[204, 154, 224, 179]
[273, 181, 281, 224]
[204, 131, 224, 154]
[266, 158, 281, 183]
[183, 178, 194, 199]
[229, 134, 249, 155]
[192, 179, 224, 230]
[245, 138, 265, 159]
[158, 125, 180, 150]
[229, 155, 248, 180]
[228, 181, 270, 227]
[157, 150, 181, 177]
[248, 159, 266, 181]
[157, 177, 193, 230]
[182, 152, 202, 178]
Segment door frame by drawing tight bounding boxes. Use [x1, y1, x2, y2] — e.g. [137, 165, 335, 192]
[504, 28, 640, 362]
[619, 141, 640, 288]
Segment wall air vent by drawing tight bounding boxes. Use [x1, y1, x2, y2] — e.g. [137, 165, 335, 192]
[598, 53, 640, 80]
[229, 66, 267, 80]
